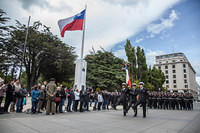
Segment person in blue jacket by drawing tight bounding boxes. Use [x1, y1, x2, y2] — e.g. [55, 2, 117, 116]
[31, 85, 40, 114]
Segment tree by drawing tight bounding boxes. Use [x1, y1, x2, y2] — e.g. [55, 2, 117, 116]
[150, 66, 165, 90]
[124, 39, 165, 90]
[125, 39, 137, 82]
[0, 9, 17, 82]
[3, 20, 77, 91]
[85, 50, 125, 91]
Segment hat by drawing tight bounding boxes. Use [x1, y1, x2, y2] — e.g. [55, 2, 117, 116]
[132, 83, 137, 86]
[50, 78, 56, 81]
[122, 83, 126, 86]
[139, 82, 144, 85]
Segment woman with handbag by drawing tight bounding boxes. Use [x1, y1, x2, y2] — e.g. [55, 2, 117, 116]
[55, 87, 61, 113]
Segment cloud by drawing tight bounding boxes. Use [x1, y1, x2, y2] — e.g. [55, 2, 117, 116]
[17, 0, 49, 9]
[145, 50, 165, 66]
[135, 38, 144, 43]
[16, 0, 72, 12]
[0, 0, 181, 58]
[147, 9, 178, 37]
[196, 77, 200, 86]
[192, 61, 200, 76]
[113, 48, 127, 60]
[102, 0, 149, 6]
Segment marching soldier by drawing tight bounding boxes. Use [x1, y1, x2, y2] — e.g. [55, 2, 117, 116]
[134, 82, 148, 118]
[115, 83, 129, 116]
[127, 83, 138, 117]
[46, 78, 57, 115]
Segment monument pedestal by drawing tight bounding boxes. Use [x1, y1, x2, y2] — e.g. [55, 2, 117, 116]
[74, 59, 87, 91]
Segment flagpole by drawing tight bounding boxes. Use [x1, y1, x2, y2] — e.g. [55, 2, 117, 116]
[81, 5, 87, 59]
[19, 16, 31, 81]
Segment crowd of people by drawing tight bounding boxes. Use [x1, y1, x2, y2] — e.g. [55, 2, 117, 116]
[0, 78, 121, 115]
[0, 77, 195, 116]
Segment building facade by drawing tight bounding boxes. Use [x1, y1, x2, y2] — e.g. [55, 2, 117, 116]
[154, 53, 197, 94]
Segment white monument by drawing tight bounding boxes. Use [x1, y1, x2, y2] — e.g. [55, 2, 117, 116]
[74, 59, 87, 91]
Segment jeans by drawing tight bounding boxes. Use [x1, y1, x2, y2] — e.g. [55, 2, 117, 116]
[59, 98, 65, 113]
[16, 97, 22, 112]
[93, 100, 98, 110]
[67, 99, 72, 112]
[84, 101, 89, 111]
[32, 100, 38, 113]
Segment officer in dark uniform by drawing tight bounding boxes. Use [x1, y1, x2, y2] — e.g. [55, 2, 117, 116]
[148, 92, 153, 109]
[127, 83, 138, 117]
[115, 83, 129, 116]
[134, 82, 148, 118]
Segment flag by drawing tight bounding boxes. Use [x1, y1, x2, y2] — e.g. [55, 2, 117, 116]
[58, 9, 86, 37]
[125, 64, 131, 88]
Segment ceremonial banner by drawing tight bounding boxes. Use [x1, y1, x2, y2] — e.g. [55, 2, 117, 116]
[58, 9, 86, 37]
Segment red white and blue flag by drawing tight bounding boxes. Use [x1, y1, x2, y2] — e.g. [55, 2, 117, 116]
[58, 9, 86, 37]
[125, 64, 131, 88]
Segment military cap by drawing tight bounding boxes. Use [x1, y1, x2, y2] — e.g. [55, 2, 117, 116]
[139, 82, 144, 85]
[132, 83, 137, 86]
[122, 83, 126, 86]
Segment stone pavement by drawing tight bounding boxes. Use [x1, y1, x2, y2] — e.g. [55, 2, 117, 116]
[0, 108, 200, 133]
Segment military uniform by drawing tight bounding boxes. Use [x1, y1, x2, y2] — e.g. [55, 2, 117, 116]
[134, 82, 148, 118]
[127, 83, 138, 116]
[46, 80, 57, 115]
[115, 83, 129, 116]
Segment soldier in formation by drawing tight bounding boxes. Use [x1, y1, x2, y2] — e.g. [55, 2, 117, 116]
[148, 91, 193, 110]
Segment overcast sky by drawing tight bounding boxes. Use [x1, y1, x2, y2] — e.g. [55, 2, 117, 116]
[0, 0, 200, 84]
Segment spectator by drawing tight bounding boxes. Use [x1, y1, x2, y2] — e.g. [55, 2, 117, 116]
[10, 79, 21, 112]
[55, 87, 61, 113]
[74, 89, 80, 112]
[31, 85, 40, 114]
[79, 90, 84, 112]
[4, 80, 15, 113]
[98, 92, 103, 111]
[93, 91, 98, 111]
[16, 84, 27, 113]
[37, 85, 45, 113]
[84, 88, 90, 111]
[0, 78, 6, 108]
[66, 88, 74, 112]
[59, 86, 66, 113]
[46, 78, 57, 115]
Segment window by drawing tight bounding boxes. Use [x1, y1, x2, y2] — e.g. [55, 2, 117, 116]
[165, 70, 168, 74]
[166, 75, 168, 79]
[184, 74, 187, 78]
[166, 80, 169, 84]
[183, 64, 186, 68]
[166, 85, 169, 88]
[173, 80, 176, 83]
[165, 65, 168, 69]
[185, 85, 188, 88]
[159, 62, 162, 64]
[172, 60, 176, 63]
[173, 75, 176, 78]
[183, 69, 186, 73]
[172, 65, 175, 68]
[158, 66, 161, 70]
[184, 80, 187, 83]
[174, 85, 177, 88]
[173, 70, 176, 73]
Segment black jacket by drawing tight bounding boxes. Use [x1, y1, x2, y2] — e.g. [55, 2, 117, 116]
[6, 84, 15, 98]
[138, 88, 148, 103]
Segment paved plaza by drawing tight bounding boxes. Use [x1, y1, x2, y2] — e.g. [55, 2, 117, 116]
[0, 108, 200, 133]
